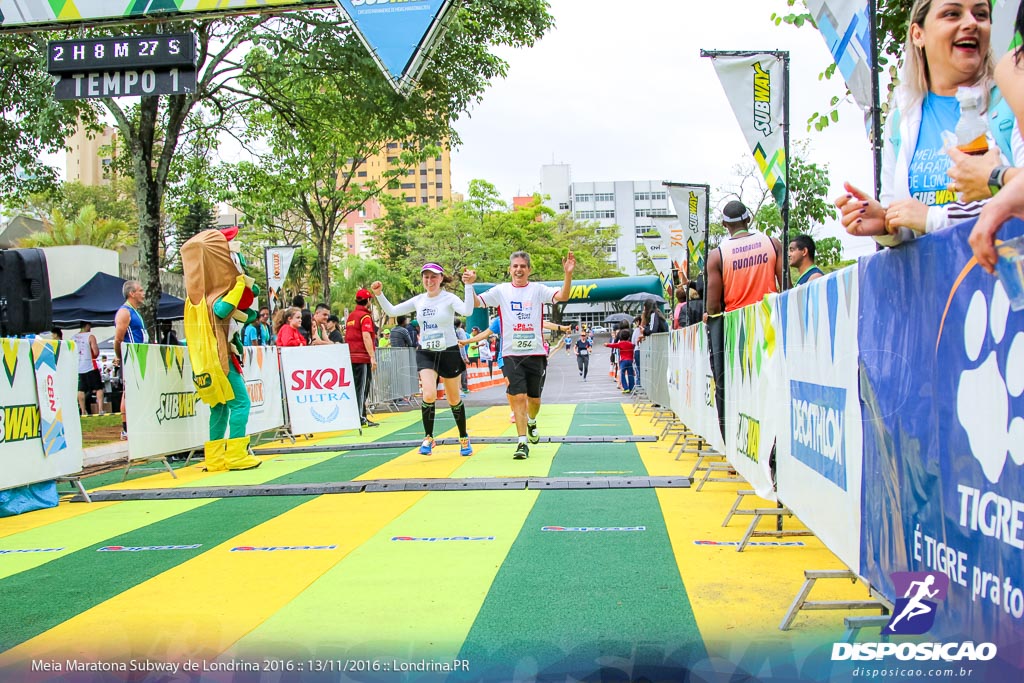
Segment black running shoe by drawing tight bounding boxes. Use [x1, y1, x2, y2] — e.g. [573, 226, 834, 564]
[527, 422, 539, 444]
[513, 442, 530, 460]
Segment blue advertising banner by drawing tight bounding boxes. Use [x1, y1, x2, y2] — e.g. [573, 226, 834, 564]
[858, 218, 1024, 673]
[335, 0, 458, 93]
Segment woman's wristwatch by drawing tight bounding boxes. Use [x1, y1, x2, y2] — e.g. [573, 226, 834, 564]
[989, 166, 1010, 196]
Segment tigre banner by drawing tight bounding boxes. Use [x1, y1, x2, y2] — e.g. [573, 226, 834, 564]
[123, 344, 284, 461]
[773, 267, 862, 572]
[707, 52, 788, 207]
[0, 338, 82, 490]
[280, 345, 361, 435]
[724, 297, 780, 501]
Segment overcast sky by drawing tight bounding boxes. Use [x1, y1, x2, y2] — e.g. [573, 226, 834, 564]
[449, 0, 879, 259]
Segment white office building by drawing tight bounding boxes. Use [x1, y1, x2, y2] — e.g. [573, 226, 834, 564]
[539, 164, 672, 277]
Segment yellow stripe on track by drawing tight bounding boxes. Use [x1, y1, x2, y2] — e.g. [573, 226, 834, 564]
[622, 409, 694, 477]
[0, 491, 425, 665]
[0, 500, 209, 580]
[0, 501, 119, 541]
[453, 404, 576, 478]
[228, 489, 538, 663]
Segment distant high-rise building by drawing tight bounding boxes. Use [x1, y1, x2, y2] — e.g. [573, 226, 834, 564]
[357, 142, 452, 209]
[539, 164, 670, 277]
[66, 122, 118, 186]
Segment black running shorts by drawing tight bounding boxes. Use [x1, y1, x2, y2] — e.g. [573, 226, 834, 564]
[416, 345, 466, 379]
[502, 355, 547, 398]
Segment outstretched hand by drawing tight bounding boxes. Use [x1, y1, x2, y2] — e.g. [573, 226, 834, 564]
[563, 250, 576, 276]
[370, 281, 383, 296]
[835, 182, 888, 237]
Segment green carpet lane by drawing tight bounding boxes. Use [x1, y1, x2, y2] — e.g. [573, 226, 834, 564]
[229, 489, 540, 663]
[0, 417, 443, 652]
[548, 403, 648, 478]
[453, 403, 705, 680]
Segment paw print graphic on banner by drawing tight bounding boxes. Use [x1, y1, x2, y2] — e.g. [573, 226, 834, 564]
[956, 282, 1024, 484]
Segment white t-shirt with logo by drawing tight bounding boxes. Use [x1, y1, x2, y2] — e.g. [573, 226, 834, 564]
[478, 282, 559, 357]
[73, 332, 96, 373]
[375, 286, 474, 351]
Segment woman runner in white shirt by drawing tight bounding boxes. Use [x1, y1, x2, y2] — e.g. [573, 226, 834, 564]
[371, 263, 477, 456]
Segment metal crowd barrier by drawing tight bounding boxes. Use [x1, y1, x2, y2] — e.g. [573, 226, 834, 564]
[639, 332, 671, 407]
[368, 346, 419, 411]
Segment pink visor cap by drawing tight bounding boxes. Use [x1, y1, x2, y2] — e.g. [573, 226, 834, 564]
[421, 263, 445, 274]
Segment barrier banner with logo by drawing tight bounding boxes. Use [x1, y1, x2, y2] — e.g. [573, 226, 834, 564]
[724, 298, 779, 500]
[858, 218, 1024, 669]
[773, 267, 862, 572]
[666, 324, 726, 455]
[0, 339, 83, 490]
[124, 344, 284, 460]
[280, 345, 361, 434]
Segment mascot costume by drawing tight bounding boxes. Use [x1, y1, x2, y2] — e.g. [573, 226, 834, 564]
[181, 228, 262, 471]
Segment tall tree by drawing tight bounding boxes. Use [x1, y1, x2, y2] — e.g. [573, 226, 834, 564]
[18, 205, 130, 250]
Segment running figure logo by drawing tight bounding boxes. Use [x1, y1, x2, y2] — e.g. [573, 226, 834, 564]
[884, 571, 950, 635]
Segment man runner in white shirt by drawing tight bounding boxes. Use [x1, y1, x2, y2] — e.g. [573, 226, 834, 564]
[471, 250, 575, 459]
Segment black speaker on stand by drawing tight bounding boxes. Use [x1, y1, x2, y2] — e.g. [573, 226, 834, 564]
[0, 248, 52, 337]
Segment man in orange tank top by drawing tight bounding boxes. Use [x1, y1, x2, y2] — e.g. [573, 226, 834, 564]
[704, 200, 784, 442]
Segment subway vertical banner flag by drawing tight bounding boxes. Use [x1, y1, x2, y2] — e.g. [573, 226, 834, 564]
[708, 53, 788, 207]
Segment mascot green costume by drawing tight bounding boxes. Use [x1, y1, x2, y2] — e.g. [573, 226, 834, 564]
[181, 228, 262, 471]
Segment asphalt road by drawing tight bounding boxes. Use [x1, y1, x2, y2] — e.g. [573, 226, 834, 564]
[463, 332, 633, 407]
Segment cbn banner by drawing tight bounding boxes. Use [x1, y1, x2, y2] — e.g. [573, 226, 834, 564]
[0, 339, 82, 490]
[664, 184, 709, 280]
[666, 325, 725, 455]
[123, 344, 284, 460]
[708, 52, 788, 207]
[280, 345, 361, 434]
[0, 0, 330, 31]
[773, 267, 862, 572]
[265, 246, 297, 313]
[858, 218, 1024, 672]
[724, 298, 780, 501]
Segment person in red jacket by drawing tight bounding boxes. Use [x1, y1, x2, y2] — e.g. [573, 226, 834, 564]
[345, 288, 378, 427]
[274, 307, 307, 347]
[606, 328, 637, 394]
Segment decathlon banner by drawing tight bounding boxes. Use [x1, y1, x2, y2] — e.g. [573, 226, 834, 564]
[706, 52, 788, 207]
[123, 344, 284, 460]
[665, 183, 709, 280]
[265, 245, 297, 313]
[666, 324, 725, 455]
[280, 345, 361, 434]
[0, 0, 332, 31]
[773, 267, 862, 572]
[858, 217, 1024, 671]
[804, 0, 873, 116]
[723, 298, 780, 501]
[335, 0, 459, 93]
[0, 338, 82, 490]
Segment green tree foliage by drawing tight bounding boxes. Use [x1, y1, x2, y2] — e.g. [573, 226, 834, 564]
[18, 205, 130, 250]
[24, 180, 138, 234]
[168, 200, 218, 272]
[226, 2, 555, 302]
[366, 183, 622, 300]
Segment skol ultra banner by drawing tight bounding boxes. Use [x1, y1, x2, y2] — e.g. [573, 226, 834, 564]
[773, 267, 862, 572]
[665, 184, 708, 281]
[857, 217, 1024, 675]
[0, 338, 82, 491]
[0, 0, 330, 31]
[280, 344, 361, 434]
[804, 0, 873, 116]
[265, 245, 297, 313]
[123, 343, 284, 460]
[724, 297, 780, 501]
[667, 324, 725, 456]
[708, 52, 788, 207]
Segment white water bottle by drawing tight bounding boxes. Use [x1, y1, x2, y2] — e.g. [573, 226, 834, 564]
[955, 86, 989, 156]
